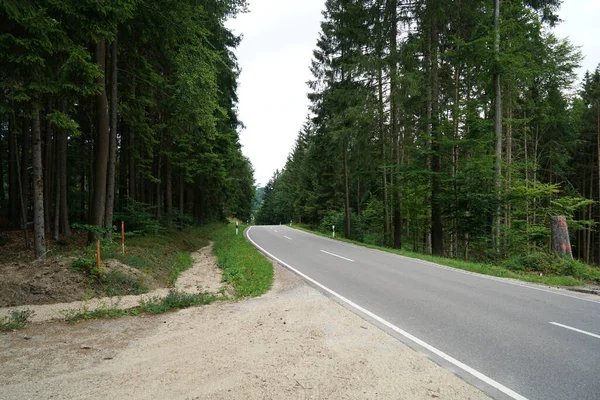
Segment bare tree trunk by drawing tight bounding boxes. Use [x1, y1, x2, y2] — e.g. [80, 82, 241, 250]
[155, 152, 162, 220]
[43, 109, 53, 234]
[179, 174, 184, 228]
[378, 67, 389, 245]
[128, 81, 136, 201]
[493, 0, 502, 254]
[390, 0, 402, 250]
[597, 103, 600, 264]
[8, 114, 19, 225]
[343, 142, 351, 239]
[89, 36, 110, 243]
[53, 146, 60, 241]
[32, 104, 46, 259]
[550, 216, 573, 259]
[59, 103, 71, 237]
[165, 156, 172, 227]
[21, 117, 31, 227]
[104, 36, 118, 238]
[430, 4, 443, 257]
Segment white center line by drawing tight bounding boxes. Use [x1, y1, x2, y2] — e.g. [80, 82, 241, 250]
[320, 250, 354, 262]
[273, 230, 278, 233]
[550, 322, 600, 339]
[284, 236, 292, 240]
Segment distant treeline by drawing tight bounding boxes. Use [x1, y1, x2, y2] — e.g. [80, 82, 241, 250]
[256, 0, 600, 265]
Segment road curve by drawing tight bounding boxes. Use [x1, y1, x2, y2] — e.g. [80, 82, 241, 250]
[246, 225, 600, 400]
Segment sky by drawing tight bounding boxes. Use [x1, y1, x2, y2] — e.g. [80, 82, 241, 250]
[226, 1, 600, 188]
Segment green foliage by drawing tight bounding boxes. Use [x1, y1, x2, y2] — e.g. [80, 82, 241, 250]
[139, 290, 216, 314]
[114, 197, 163, 236]
[167, 252, 193, 287]
[100, 271, 148, 297]
[192, 223, 273, 298]
[0, 309, 34, 331]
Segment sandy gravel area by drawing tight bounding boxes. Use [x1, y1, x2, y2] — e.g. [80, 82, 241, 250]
[0, 250, 488, 400]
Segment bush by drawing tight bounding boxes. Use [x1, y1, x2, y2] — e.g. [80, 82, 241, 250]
[113, 197, 163, 236]
[502, 251, 600, 282]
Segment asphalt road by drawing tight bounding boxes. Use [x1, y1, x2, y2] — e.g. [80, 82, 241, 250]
[246, 225, 600, 400]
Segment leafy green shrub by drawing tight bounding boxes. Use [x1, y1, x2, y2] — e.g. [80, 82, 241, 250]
[502, 251, 600, 283]
[70, 255, 104, 283]
[0, 309, 34, 331]
[114, 197, 163, 236]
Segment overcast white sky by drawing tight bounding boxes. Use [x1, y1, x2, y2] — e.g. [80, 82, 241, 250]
[227, 1, 600, 187]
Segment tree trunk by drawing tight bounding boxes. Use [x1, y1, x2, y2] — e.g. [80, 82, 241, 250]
[165, 156, 172, 227]
[43, 109, 53, 234]
[493, 0, 502, 253]
[390, 0, 402, 250]
[378, 65, 389, 245]
[88, 36, 110, 243]
[53, 143, 60, 241]
[430, 4, 443, 257]
[343, 142, 351, 239]
[550, 216, 573, 259]
[21, 117, 31, 227]
[59, 103, 71, 237]
[8, 114, 19, 225]
[104, 36, 118, 238]
[128, 81, 136, 201]
[179, 174, 184, 228]
[31, 104, 46, 259]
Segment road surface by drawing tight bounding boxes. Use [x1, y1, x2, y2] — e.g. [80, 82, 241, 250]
[246, 225, 600, 400]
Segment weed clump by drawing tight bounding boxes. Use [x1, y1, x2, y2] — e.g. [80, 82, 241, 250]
[0, 309, 34, 331]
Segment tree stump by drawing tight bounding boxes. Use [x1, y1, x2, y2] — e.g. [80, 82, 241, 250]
[550, 216, 573, 260]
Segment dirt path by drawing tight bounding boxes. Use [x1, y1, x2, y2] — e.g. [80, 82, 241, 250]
[0, 242, 226, 323]
[0, 249, 488, 400]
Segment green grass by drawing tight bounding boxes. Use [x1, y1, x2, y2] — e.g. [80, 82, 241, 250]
[291, 225, 600, 287]
[61, 290, 216, 323]
[60, 222, 273, 324]
[0, 309, 34, 331]
[190, 223, 273, 298]
[100, 230, 207, 287]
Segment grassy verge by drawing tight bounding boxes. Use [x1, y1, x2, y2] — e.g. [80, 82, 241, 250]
[101, 230, 208, 287]
[59, 222, 273, 324]
[190, 223, 273, 298]
[291, 225, 600, 287]
[61, 290, 217, 324]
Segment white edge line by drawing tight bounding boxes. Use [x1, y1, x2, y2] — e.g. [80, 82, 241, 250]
[289, 227, 600, 305]
[246, 226, 528, 400]
[550, 322, 600, 339]
[320, 249, 354, 262]
[284, 236, 292, 240]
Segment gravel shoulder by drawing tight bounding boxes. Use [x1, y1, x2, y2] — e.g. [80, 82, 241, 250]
[0, 250, 488, 400]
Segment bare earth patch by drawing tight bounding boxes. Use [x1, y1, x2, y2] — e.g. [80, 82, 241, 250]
[0, 255, 488, 399]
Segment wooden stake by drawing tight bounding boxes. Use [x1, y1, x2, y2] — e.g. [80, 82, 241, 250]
[96, 239, 101, 269]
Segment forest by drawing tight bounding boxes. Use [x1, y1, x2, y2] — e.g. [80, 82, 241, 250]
[256, 0, 600, 267]
[0, 0, 255, 259]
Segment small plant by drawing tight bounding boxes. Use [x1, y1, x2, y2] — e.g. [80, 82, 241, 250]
[69, 255, 104, 283]
[0, 309, 34, 331]
[139, 290, 216, 314]
[62, 304, 139, 324]
[100, 270, 148, 296]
